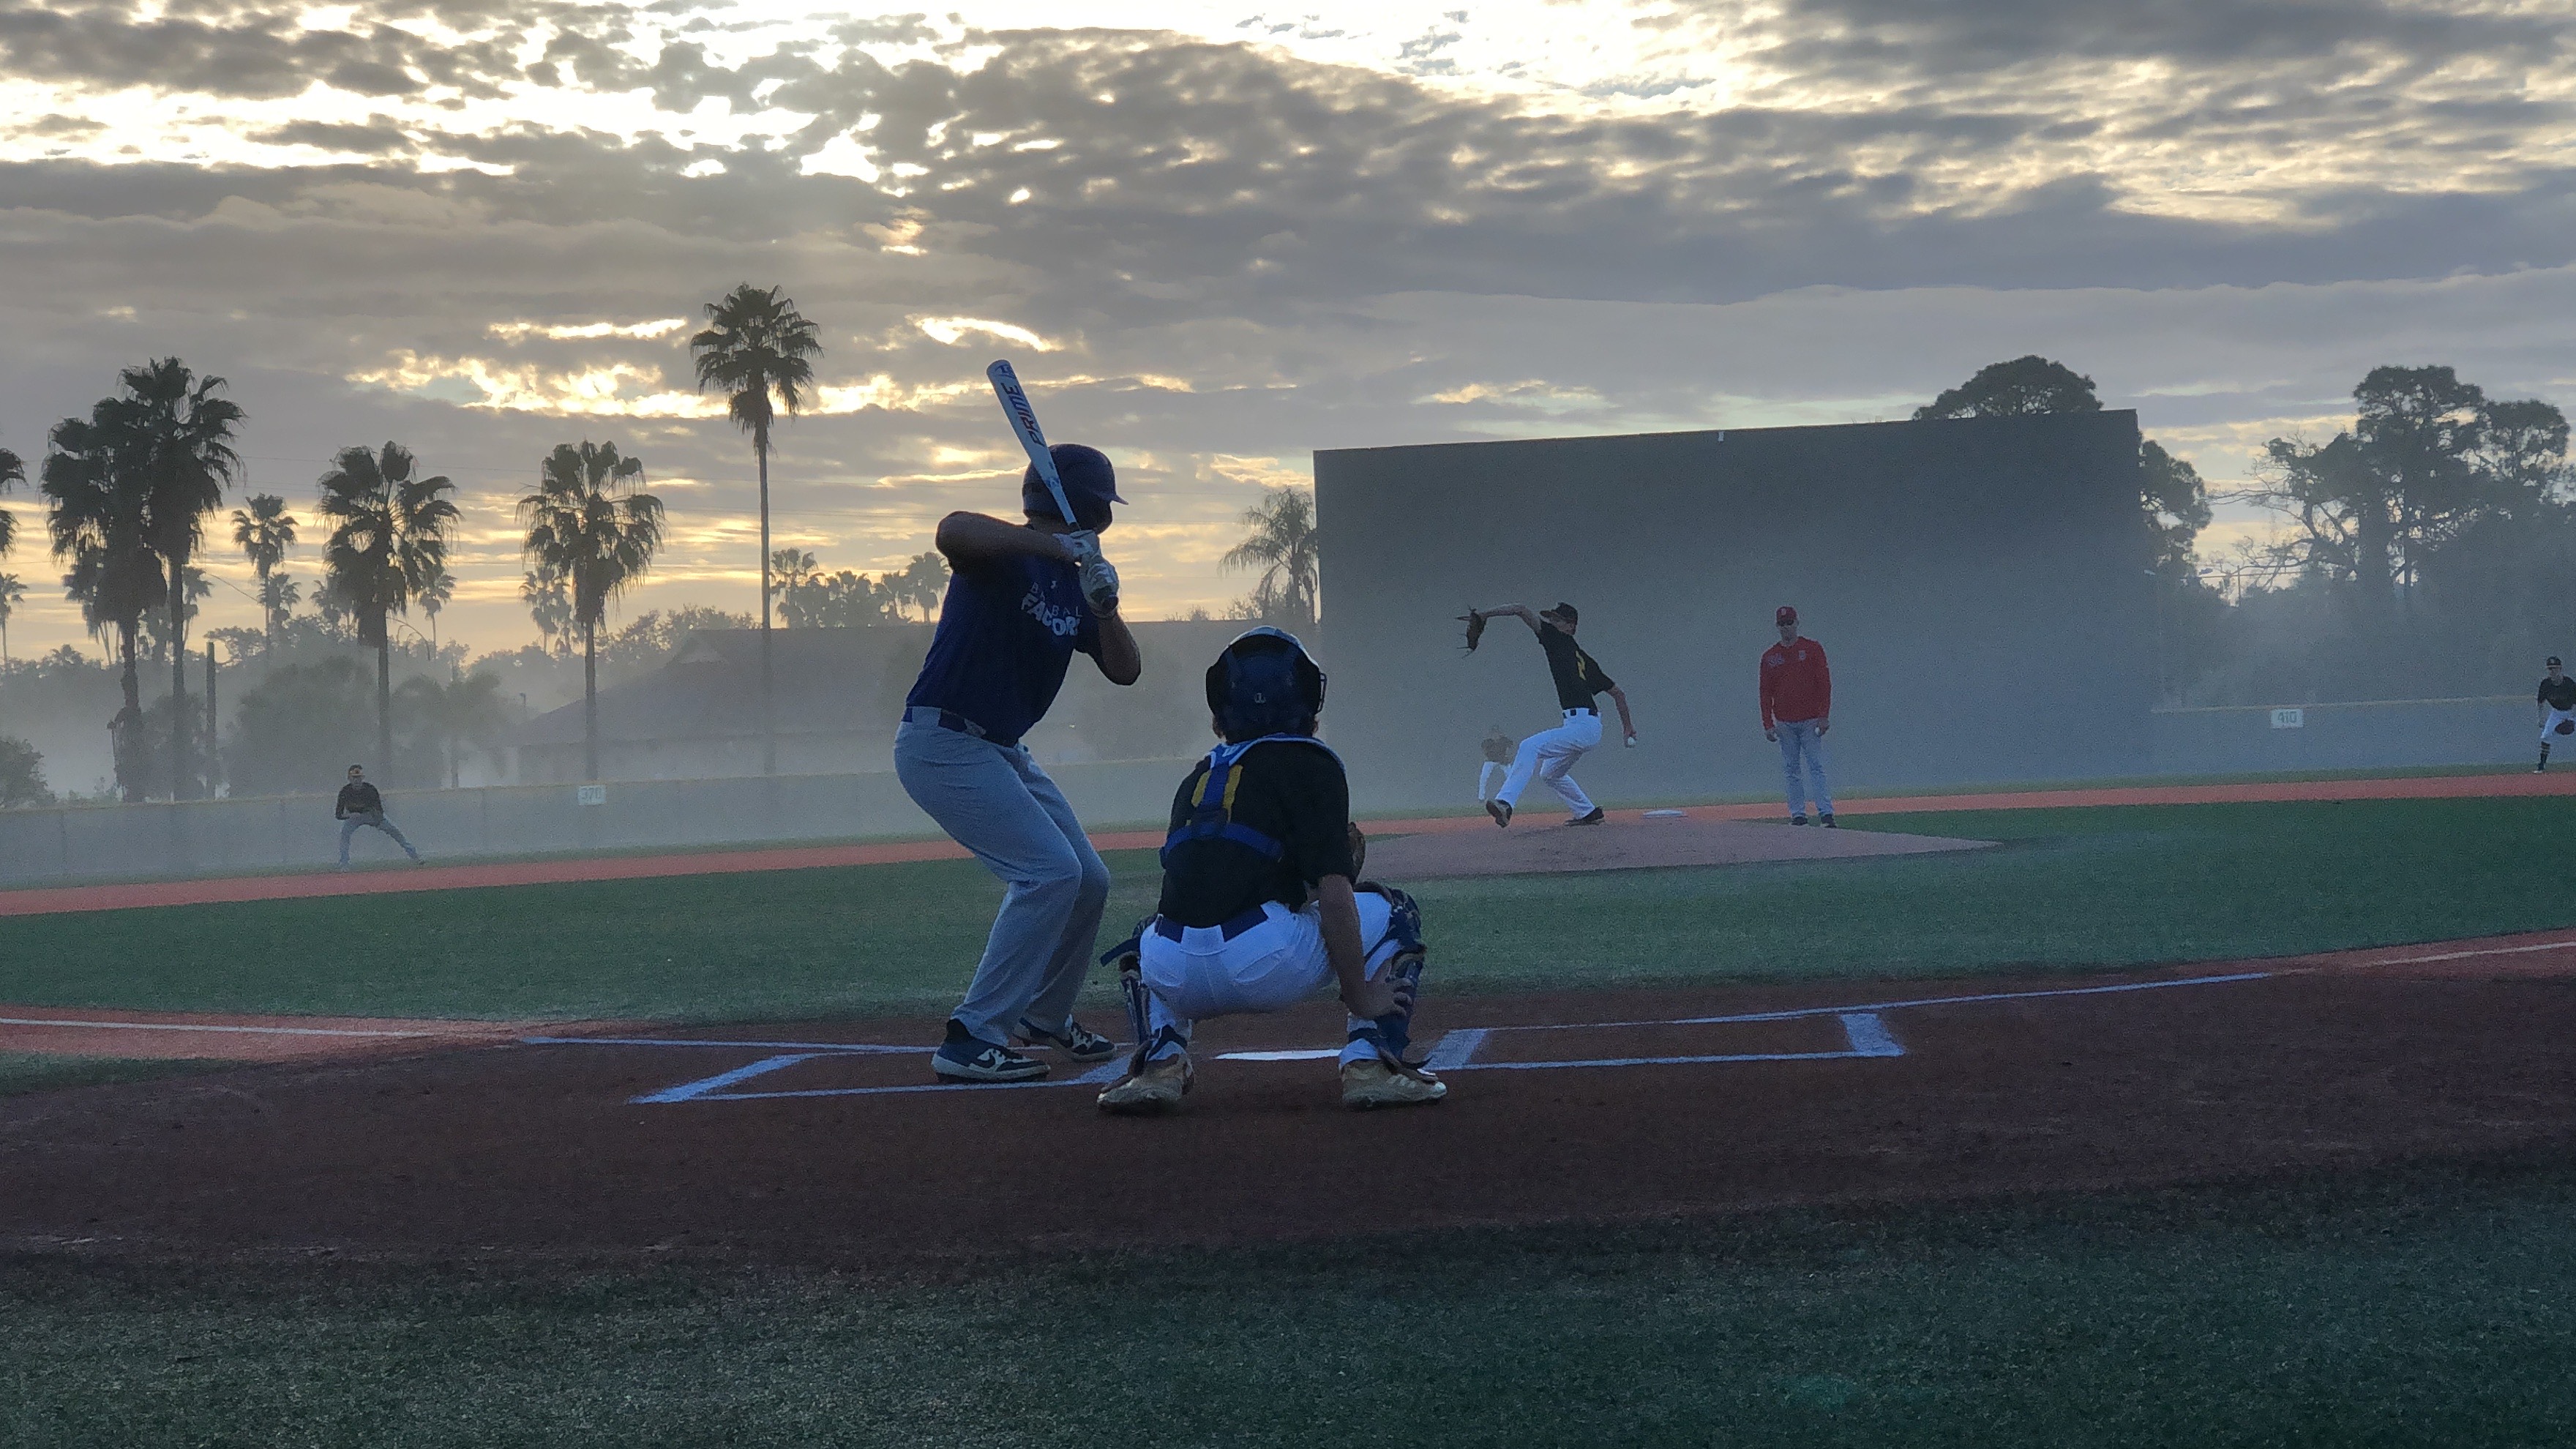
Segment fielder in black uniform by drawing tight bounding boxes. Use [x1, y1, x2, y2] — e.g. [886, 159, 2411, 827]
[2537, 656, 2575, 772]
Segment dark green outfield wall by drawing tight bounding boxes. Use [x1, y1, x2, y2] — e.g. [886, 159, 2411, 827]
[1313, 412, 2153, 810]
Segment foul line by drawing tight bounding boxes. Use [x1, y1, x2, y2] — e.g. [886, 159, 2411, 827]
[1485, 972, 2274, 1034]
[0, 1015, 490, 1039]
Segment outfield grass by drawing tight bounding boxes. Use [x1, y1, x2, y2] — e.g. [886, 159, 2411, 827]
[0, 795, 2569, 1022]
[2, 1158, 2568, 1448]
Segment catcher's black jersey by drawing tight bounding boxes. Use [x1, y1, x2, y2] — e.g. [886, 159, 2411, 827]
[1158, 740, 1355, 929]
[1538, 625, 1616, 711]
[2542, 675, 2576, 711]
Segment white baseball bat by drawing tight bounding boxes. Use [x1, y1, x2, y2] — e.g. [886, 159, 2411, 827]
[986, 359, 1076, 526]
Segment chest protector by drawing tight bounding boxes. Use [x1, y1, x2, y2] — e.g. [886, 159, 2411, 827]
[1161, 735, 1343, 867]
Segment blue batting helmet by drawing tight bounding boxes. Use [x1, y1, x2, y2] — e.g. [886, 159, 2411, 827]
[1022, 443, 1123, 530]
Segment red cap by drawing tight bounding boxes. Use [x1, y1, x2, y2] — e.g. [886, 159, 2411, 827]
[1775, 605, 1797, 626]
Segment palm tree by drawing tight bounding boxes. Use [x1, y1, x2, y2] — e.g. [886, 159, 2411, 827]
[0, 574, 23, 665]
[1221, 487, 1321, 632]
[520, 441, 664, 782]
[521, 568, 572, 655]
[231, 493, 297, 645]
[892, 550, 951, 621]
[0, 443, 22, 568]
[317, 442, 460, 774]
[416, 561, 454, 649]
[256, 570, 302, 643]
[119, 358, 243, 801]
[690, 284, 822, 774]
[42, 407, 165, 802]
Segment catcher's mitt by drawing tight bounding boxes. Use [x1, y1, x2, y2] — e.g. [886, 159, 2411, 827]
[1458, 610, 1488, 654]
[1347, 821, 1367, 877]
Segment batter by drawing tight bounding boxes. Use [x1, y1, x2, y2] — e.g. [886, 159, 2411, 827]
[2538, 656, 2575, 773]
[1093, 628, 1445, 1114]
[1464, 602, 1636, 828]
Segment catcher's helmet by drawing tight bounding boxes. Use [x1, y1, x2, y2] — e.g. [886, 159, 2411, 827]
[1020, 443, 1123, 530]
[1206, 627, 1325, 741]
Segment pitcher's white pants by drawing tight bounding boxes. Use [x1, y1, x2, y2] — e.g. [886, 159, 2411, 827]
[1496, 708, 1601, 817]
[1137, 892, 1401, 1068]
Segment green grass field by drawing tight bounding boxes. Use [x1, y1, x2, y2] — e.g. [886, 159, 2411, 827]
[5, 793, 2574, 1445]
[4, 1158, 2569, 1448]
[0, 795, 2570, 1022]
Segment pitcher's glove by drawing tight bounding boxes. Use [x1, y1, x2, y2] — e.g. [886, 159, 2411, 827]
[1347, 822, 1367, 877]
[1459, 610, 1487, 654]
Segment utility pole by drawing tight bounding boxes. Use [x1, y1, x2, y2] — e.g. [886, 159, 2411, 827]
[204, 642, 219, 797]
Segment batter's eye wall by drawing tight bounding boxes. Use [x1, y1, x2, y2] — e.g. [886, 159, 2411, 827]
[1313, 412, 2152, 811]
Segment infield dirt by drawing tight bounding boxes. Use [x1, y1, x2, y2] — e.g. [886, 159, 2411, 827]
[4, 935, 2568, 1268]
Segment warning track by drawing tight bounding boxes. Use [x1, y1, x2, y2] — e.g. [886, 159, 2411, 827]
[1, 929, 2569, 1265]
[2, 768, 2566, 919]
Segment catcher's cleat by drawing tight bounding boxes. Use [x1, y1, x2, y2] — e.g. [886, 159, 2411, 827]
[933, 1019, 1049, 1083]
[1565, 806, 1605, 826]
[1486, 798, 1513, 828]
[1014, 1017, 1118, 1063]
[1341, 1057, 1447, 1109]
[1096, 1050, 1194, 1115]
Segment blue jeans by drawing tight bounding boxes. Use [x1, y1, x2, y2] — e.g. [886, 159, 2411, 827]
[1776, 719, 1834, 818]
[894, 720, 1110, 1046]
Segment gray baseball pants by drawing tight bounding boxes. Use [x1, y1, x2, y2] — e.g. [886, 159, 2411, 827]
[338, 810, 418, 863]
[894, 719, 1109, 1047]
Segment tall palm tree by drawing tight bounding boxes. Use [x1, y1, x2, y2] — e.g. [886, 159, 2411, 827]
[1221, 487, 1321, 632]
[416, 561, 454, 649]
[690, 284, 822, 774]
[520, 441, 664, 782]
[42, 407, 165, 802]
[316, 442, 460, 774]
[521, 567, 572, 655]
[394, 670, 511, 788]
[0, 574, 23, 665]
[119, 358, 243, 801]
[231, 493, 297, 645]
[255, 570, 302, 643]
[0, 443, 22, 569]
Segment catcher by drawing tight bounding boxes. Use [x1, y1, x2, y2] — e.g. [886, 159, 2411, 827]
[1460, 601, 1636, 827]
[1093, 627, 1445, 1115]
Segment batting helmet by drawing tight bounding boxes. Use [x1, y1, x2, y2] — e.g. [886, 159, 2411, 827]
[1021, 443, 1124, 530]
[1205, 627, 1326, 741]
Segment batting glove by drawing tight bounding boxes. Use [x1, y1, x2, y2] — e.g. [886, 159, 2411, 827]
[1079, 554, 1120, 615]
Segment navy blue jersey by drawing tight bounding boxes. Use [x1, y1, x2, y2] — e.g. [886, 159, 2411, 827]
[905, 551, 1100, 745]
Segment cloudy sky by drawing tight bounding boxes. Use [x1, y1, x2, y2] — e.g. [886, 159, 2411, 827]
[2, 0, 2572, 660]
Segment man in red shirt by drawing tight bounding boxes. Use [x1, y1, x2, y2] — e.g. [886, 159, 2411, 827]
[1759, 605, 1835, 825]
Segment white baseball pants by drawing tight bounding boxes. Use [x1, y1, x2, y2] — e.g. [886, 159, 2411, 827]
[1136, 893, 1403, 1067]
[1495, 708, 1601, 817]
[2542, 708, 2575, 742]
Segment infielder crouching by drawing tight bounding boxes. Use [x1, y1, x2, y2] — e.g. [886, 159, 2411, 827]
[1093, 628, 1445, 1114]
[2539, 656, 2575, 772]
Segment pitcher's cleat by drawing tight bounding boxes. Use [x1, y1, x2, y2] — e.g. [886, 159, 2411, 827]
[1486, 798, 1513, 828]
[1341, 1057, 1448, 1109]
[1096, 1051, 1194, 1114]
[1014, 1017, 1118, 1063]
[1565, 806, 1605, 826]
[932, 1019, 1049, 1082]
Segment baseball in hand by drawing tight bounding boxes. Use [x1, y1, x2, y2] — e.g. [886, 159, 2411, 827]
[1625, 733, 1638, 748]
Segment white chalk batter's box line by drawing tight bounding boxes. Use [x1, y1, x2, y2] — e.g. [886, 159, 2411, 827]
[523, 970, 2277, 1106]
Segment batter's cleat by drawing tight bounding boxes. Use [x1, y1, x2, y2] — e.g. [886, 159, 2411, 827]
[1565, 806, 1606, 826]
[1096, 1051, 1193, 1115]
[932, 1019, 1049, 1083]
[1014, 1017, 1118, 1063]
[1820, 814, 1837, 828]
[1790, 815, 1808, 825]
[1341, 1057, 1447, 1109]
[1486, 798, 1513, 828]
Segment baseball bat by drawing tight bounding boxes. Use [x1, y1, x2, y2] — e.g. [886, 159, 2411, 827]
[986, 359, 1077, 527]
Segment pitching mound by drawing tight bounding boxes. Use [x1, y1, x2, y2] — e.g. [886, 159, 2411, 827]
[1364, 813, 1992, 880]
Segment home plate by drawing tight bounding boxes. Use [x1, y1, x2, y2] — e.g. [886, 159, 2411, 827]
[1216, 1049, 1343, 1062]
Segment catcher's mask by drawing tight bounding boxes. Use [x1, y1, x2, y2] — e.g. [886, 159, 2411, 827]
[1206, 626, 1326, 741]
